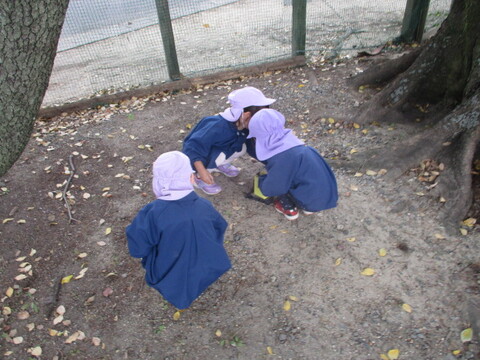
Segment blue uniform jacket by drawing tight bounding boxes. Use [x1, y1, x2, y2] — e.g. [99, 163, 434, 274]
[182, 115, 247, 169]
[259, 145, 338, 212]
[126, 192, 231, 309]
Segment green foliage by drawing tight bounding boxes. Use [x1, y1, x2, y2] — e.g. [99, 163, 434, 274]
[154, 325, 166, 334]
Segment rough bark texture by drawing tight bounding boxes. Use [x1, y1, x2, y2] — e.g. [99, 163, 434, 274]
[0, 1, 69, 176]
[348, 0, 480, 227]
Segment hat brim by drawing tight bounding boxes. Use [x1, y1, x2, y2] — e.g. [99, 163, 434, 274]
[255, 98, 276, 107]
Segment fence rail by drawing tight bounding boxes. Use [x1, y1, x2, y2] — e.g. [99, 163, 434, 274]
[42, 0, 451, 109]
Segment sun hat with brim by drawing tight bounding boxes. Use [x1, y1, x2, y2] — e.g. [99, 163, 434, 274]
[219, 87, 275, 122]
[228, 86, 276, 109]
[247, 109, 304, 161]
[219, 107, 243, 122]
[152, 151, 194, 200]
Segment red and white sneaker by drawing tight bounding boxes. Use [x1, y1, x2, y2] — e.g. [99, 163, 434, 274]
[274, 199, 299, 220]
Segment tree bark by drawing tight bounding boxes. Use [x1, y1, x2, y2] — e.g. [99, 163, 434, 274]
[347, 0, 480, 227]
[0, 1, 69, 176]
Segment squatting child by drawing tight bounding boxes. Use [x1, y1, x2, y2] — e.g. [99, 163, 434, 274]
[182, 86, 275, 195]
[248, 109, 338, 220]
[126, 151, 231, 309]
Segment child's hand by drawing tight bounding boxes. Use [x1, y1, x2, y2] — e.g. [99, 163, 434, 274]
[198, 169, 215, 185]
[193, 160, 215, 184]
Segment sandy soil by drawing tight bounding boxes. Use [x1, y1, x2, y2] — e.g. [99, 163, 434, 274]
[1, 56, 479, 360]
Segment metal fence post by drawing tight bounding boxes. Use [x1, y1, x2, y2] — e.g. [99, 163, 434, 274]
[292, 0, 307, 56]
[155, 0, 181, 81]
[400, 0, 431, 43]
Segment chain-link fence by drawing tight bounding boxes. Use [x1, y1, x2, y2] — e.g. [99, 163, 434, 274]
[43, 0, 452, 108]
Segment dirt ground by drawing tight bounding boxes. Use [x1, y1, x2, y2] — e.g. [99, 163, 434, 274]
[1, 55, 479, 360]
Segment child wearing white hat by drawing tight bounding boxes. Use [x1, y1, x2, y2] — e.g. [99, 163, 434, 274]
[126, 151, 231, 309]
[182, 86, 275, 195]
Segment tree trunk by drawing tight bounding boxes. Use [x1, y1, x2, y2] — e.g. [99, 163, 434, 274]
[0, 1, 69, 176]
[347, 0, 480, 228]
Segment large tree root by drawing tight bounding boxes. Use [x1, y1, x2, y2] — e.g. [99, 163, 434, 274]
[338, 92, 480, 229]
[349, 48, 422, 89]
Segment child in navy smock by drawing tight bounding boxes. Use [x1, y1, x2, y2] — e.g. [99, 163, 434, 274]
[248, 109, 338, 220]
[182, 87, 275, 195]
[126, 151, 231, 309]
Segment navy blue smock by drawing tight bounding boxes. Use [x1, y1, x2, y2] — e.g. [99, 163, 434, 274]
[182, 115, 247, 169]
[126, 192, 231, 309]
[258, 145, 338, 212]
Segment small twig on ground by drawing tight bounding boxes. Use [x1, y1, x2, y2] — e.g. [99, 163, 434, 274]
[62, 154, 78, 223]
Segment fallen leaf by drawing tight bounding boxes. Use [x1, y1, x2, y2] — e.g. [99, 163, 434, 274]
[378, 248, 387, 257]
[267, 346, 274, 355]
[53, 315, 64, 325]
[288, 295, 299, 302]
[75, 268, 88, 279]
[29, 249, 37, 256]
[29, 346, 42, 357]
[77, 252, 87, 258]
[380, 354, 389, 360]
[354, 172, 363, 177]
[26, 323, 35, 331]
[463, 218, 476, 227]
[49, 329, 59, 336]
[461, 328, 473, 342]
[350, 149, 358, 154]
[56, 305, 66, 315]
[387, 349, 400, 359]
[3, 218, 14, 224]
[92, 337, 101, 346]
[366, 170, 377, 176]
[361, 268, 375, 276]
[3, 306, 12, 315]
[13, 336, 24, 344]
[215, 329, 222, 337]
[15, 274, 27, 281]
[83, 193, 91, 199]
[346, 237, 356, 242]
[65, 330, 85, 344]
[17, 311, 30, 320]
[103, 287, 113, 297]
[6, 287, 14, 297]
[173, 311, 181, 320]
[334, 258, 342, 266]
[452, 349, 461, 356]
[61, 275, 73, 284]
[402, 303, 412, 313]
[17, 219, 26, 224]
[434, 233, 446, 240]
[105, 227, 112, 235]
[283, 300, 291, 311]
[460, 228, 468, 236]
